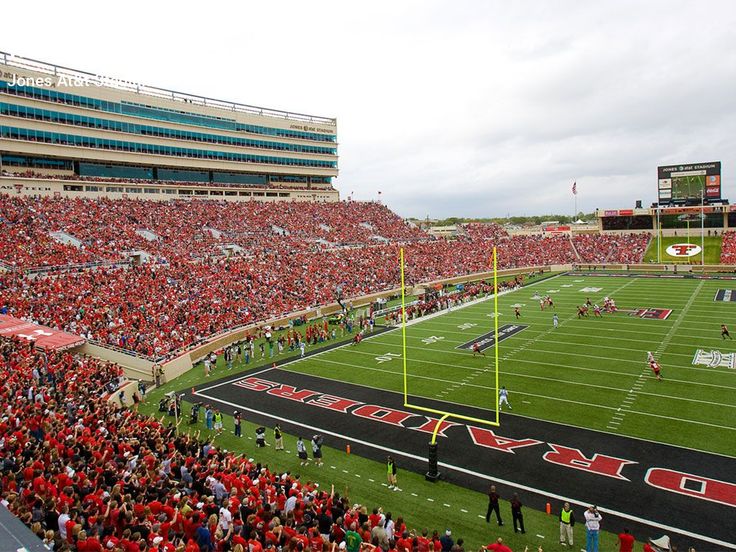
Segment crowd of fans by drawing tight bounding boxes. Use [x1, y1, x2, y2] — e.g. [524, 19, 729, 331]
[720, 231, 736, 263]
[0, 196, 427, 268]
[572, 233, 651, 264]
[460, 223, 509, 242]
[1, 335, 484, 552]
[0, 195, 655, 357]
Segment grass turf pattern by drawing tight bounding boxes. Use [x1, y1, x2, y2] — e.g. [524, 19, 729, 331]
[642, 236, 723, 264]
[282, 274, 736, 456]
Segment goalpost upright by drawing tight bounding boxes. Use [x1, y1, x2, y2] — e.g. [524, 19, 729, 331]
[399, 246, 501, 480]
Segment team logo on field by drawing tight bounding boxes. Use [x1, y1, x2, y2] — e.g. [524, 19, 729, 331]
[714, 289, 736, 302]
[456, 324, 528, 352]
[692, 349, 736, 369]
[665, 243, 702, 257]
[628, 308, 673, 320]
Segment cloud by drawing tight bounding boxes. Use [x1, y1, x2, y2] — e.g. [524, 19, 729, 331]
[2, 0, 735, 218]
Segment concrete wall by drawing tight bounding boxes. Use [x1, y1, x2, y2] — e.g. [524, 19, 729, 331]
[80, 341, 154, 381]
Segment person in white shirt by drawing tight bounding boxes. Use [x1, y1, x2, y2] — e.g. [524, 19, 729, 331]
[58, 506, 70, 541]
[285, 493, 297, 514]
[219, 505, 232, 532]
[584, 505, 602, 552]
[499, 386, 512, 410]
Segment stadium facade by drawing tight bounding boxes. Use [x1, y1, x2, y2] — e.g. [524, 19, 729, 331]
[0, 51, 338, 202]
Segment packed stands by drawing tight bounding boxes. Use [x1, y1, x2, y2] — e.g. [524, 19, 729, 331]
[460, 223, 509, 241]
[0, 335, 471, 552]
[572, 233, 651, 264]
[461, 222, 509, 241]
[721, 231, 736, 263]
[0, 195, 656, 357]
[0, 196, 427, 268]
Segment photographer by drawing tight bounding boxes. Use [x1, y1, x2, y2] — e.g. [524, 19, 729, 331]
[584, 505, 602, 552]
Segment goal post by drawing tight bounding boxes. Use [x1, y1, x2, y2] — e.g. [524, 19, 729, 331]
[400, 247, 501, 417]
[399, 246, 501, 480]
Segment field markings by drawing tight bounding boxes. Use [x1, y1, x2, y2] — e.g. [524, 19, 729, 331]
[359, 334, 733, 389]
[191, 387, 736, 550]
[344, 347, 736, 405]
[205, 336, 736, 459]
[309, 356, 736, 430]
[606, 281, 705, 431]
[371, 327, 733, 367]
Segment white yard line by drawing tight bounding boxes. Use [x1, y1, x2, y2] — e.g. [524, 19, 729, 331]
[191, 389, 735, 550]
[606, 281, 706, 431]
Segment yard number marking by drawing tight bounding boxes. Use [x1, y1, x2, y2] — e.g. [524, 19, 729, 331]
[375, 352, 401, 364]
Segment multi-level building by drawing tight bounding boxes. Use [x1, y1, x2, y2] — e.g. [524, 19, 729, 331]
[0, 51, 338, 202]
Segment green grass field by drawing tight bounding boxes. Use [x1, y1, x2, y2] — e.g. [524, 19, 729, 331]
[139, 318, 631, 552]
[283, 273, 736, 456]
[643, 235, 722, 264]
[137, 271, 736, 551]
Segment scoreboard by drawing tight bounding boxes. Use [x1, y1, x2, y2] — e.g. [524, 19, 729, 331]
[657, 161, 721, 204]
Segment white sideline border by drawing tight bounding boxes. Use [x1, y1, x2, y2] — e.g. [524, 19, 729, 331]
[193, 387, 735, 550]
[192, 273, 736, 549]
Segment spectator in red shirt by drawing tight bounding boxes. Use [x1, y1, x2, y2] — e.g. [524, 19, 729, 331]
[618, 529, 635, 552]
[486, 537, 512, 552]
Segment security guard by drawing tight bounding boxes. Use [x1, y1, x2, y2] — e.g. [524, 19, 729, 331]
[559, 502, 575, 547]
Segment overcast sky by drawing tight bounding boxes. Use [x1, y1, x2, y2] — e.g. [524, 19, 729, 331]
[3, 0, 735, 218]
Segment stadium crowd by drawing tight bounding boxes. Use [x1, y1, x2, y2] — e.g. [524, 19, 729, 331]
[572, 233, 650, 264]
[720, 231, 736, 263]
[0, 196, 427, 268]
[0, 196, 655, 357]
[0, 335, 482, 552]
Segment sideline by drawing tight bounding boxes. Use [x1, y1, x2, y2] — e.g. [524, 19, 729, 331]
[192, 383, 735, 551]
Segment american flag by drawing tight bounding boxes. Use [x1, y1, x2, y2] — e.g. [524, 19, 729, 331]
[572, 181, 577, 195]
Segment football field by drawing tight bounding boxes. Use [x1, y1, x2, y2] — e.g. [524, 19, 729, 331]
[281, 273, 736, 457]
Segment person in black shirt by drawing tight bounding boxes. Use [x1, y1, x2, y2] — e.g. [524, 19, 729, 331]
[485, 484, 503, 525]
[510, 493, 525, 534]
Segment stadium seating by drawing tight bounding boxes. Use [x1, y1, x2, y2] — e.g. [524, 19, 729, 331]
[720, 231, 736, 263]
[0, 194, 655, 356]
[0, 335, 458, 552]
[572, 233, 651, 264]
[460, 222, 509, 241]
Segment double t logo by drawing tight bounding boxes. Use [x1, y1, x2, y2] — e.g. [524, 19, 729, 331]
[670, 244, 697, 256]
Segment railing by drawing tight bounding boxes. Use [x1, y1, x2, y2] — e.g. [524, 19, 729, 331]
[0, 259, 18, 272]
[23, 258, 133, 276]
[0, 50, 336, 125]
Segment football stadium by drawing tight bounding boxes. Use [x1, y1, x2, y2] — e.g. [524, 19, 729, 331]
[1, 27, 736, 552]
